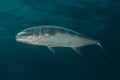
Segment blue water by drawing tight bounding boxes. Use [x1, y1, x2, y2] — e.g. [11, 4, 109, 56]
[0, 0, 117, 80]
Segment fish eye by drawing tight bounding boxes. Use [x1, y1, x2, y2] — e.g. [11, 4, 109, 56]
[26, 29, 30, 32]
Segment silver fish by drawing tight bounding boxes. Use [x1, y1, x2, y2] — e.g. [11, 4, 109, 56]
[16, 25, 105, 55]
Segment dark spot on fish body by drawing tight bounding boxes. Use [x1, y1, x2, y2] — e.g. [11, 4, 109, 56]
[41, 28, 57, 36]
[33, 31, 40, 36]
[33, 29, 41, 36]
[40, 26, 84, 37]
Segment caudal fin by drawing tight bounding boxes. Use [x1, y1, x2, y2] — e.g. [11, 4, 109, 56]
[97, 43, 111, 58]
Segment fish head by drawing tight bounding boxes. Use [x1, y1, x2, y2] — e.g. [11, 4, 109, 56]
[16, 27, 41, 44]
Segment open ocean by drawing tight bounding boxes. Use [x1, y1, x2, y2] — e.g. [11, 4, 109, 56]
[0, 0, 118, 80]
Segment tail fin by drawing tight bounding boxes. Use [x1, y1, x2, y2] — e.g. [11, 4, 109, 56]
[97, 42, 111, 58]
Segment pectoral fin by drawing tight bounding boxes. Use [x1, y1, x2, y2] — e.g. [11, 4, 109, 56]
[72, 47, 82, 56]
[48, 47, 55, 53]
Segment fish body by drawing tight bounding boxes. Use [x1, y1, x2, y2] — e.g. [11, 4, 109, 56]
[16, 25, 102, 55]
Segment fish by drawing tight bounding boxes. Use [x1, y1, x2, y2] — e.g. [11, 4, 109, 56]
[16, 25, 107, 56]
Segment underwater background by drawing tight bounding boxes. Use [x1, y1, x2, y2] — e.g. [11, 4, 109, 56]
[0, 0, 118, 80]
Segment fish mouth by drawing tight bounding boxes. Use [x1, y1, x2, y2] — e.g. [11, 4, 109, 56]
[16, 35, 26, 42]
[16, 36, 22, 42]
[16, 31, 26, 41]
[16, 36, 29, 45]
